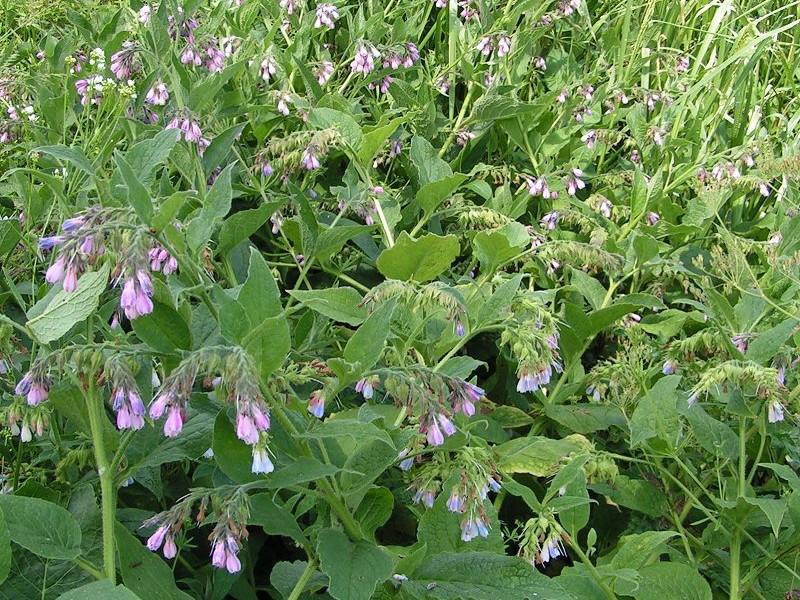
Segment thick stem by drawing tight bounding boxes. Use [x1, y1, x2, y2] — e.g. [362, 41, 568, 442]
[287, 558, 319, 600]
[85, 378, 117, 583]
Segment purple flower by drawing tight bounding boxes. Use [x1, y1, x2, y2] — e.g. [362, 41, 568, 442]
[316, 60, 334, 85]
[301, 147, 321, 170]
[426, 419, 444, 446]
[496, 35, 511, 57]
[308, 391, 325, 418]
[149, 392, 171, 419]
[39, 236, 65, 250]
[63, 263, 79, 292]
[147, 525, 168, 551]
[351, 43, 380, 75]
[540, 211, 559, 231]
[768, 399, 785, 423]
[647, 212, 660, 225]
[146, 82, 169, 105]
[45, 257, 66, 283]
[314, 3, 339, 28]
[61, 216, 86, 232]
[662, 360, 677, 375]
[163, 406, 184, 437]
[236, 413, 260, 445]
[260, 55, 278, 81]
[162, 536, 177, 559]
[447, 492, 464, 513]
[476, 36, 493, 56]
[437, 414, 457, 436]
[455, 318, 465, 337]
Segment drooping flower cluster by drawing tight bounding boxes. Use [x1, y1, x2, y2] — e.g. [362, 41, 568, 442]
[165, 112, 209, 150]
[110, 41, 141, 79]
[105, 358, 147, 430]
[150, 349, 275, 474]
[517, 516, 568, 566]
[254, 128, 340, 177]
[350, 42, 381, 75]
[500, 296, 562, 394]
[380, 367, 484, 447]
[314, 3, 340, 29]
[476, 33, 511, 58]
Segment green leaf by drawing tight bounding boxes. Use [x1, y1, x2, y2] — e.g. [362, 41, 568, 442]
[202, 123, 246, 175]
[117, 154, 153, 225]
[248, 494, 309, 546]
[36, 145, 94, 176]
[402, 552, 576, 600]
[239, 248, 283, 317]
[288, 287, 367, 326]
[57, 580, 143, 600]
[343, 298, 397, 369]
[544, 404, 626, 434]
[216, 205, 273, 255]
[357, 116, 406, 165]
[473, 223, 529, 271]
[589, 476, 669, 518]
[630, 375, 681, 450]
[124, 129, 180, 189]
[609, 532, 679, 570]
[0, 495, 81, 560]
[131, 301, 192, 353]
[317, 529, 393, 600]
[115, 523, 194, 600]
[187, 58, 248, 112]
[26, 264, 110, 344]
[376, 232, 460, 282]
[354, 487, 394, 538]
[0, 512, 10, 586]
[242, 314, 290, 380]
[632, 562, 711, 600]
[587, 294, 665, 335]
[187, 165, 234, 252]
[416, 174, 468, 214]
[0, 547, 91, 600]
[745, 318, 798, 364]
[743, 497, 787, 537]
[265, 457, 341, 489]
[315, 224, 373, 261]
[270, 561, 328, 600]
[299, 419, 394, 449]
[476, 274, 523, 325]
[680, 404, 739, 459]
[496, 436, 585, 477]
[308, 108, 363, 148]
[0, 217, 22, 256]
[410, 136, 452, 185]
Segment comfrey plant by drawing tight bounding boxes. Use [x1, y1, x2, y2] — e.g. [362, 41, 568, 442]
[5, 0, 800, 598]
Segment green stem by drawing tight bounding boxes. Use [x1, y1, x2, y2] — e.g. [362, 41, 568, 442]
[85, 377, 117, 583]
[72, 556, 105, 580]
[555, 522, 618, 600]
[287, 558, 319, 600]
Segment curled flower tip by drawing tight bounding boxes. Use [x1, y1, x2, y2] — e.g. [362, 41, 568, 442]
[38, 236, 65, 250]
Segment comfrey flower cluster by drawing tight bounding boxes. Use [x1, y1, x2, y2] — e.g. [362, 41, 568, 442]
[105, 359, 147, 430]
[377, 368, 484, 447]
[517, 515, 568, 566]
[476, 33, 512, 58]
[165, 111, 210, 151]
[150, 349, 274, 474]
[500, 298, 562, 394]
[254, 128, 340, 177]
[404, 446, 501, 542]
[142, 488, 250, 573]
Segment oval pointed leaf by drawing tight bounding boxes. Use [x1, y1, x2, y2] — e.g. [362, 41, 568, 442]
[0, 495, 81, 560]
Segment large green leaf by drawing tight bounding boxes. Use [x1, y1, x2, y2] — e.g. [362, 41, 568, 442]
[630, 375, 681, 450]
[376, 233, 460, 282]
[0, 495, 81, 560]
[27, 263, 110, 344]
[57, 580, 143, 600]
[0, 511, 10, 586]
[343, 297, 397, 370]
[417, 492, 504, 555]
[131, 301, 192, 353]
[401, 552, 576, 600]
[117, 154, 153, 225]
[187, 164, 234, 251]
[288, 287, 368, 326]
[495, 436, 585, 477]
[632, 562, 712, 600]
[317, 529, 393, 600]
[410, 136, 451, 185]
[115, 523, 194, 600]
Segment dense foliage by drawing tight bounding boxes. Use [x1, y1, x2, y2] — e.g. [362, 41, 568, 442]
[1, 0, 800, 598]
